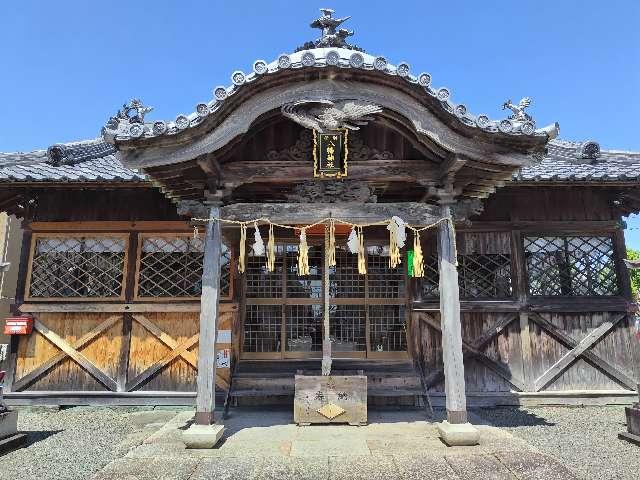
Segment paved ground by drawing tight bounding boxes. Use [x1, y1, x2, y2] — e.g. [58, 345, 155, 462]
[91, 408, 576, 480]
[1, 406, 637, 479]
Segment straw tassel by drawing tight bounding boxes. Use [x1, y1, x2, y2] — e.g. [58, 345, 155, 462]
[412, 230, 424, 278]
[266, 223, 276, 272]
[357, 226, 367, 275]
[388, 219, 401, 268]
[328, 220, 336, 267]
[298, 227, 310, 276]
[238, 223, 247, 273]
[192, 226, 199, 240]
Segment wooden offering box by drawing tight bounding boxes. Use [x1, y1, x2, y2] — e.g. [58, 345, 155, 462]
[294, 374, 367, 426]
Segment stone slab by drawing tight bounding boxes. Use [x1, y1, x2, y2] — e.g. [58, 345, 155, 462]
[291, 438, 370, 457]
[0, 410, 18, 440]
[91, 457, 200, 480]
[495, 451, 578, 480]
[438, 421, 480, 446]
[183, 423, 225, 449]
[445, 453, 515, 480]
[618, 431, 640, 446]
[0, 433, 27, 454]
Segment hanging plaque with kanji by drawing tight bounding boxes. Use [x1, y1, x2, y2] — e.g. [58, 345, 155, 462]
[313, 130, 348, 178]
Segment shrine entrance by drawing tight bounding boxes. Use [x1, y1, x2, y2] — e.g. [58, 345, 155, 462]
[241, 230, 408, 360]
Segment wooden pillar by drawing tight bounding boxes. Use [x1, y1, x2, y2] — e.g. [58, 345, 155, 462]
[437, 204, 468, 424]
[195, 206, 222, 425]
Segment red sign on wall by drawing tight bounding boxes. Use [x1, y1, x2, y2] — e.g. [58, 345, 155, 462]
[4, 316, 34, 335]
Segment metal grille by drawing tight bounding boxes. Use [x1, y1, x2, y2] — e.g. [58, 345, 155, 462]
[29, 236, 125, 298]
[330, 245, 364, 298]
[137, 236, 231, 298]
[369, 305, 407, 352]
[286, 304, 322, 352]
[366, 245, 406, 298]
[524, 236, 619, 296]
[330, 305, 366, 352]
[459, 254, 512, 298]
[286, 244, 323, 298]
[245, 245, 284, 298]
[243, 305, 282, 352]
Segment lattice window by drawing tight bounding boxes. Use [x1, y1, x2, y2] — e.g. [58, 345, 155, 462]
[330, 245, 364, 298]
[246, 244, 284, 298]
[369, 305, 406, 352]
[418, 232, 513, 300]
[286, 244, 323, 299]
[419, 254, 440, 299]
[524, 236, 619, 296]
[367, 245, 406, 298]
[330, 305, 366, 351]
[286, 304, 322, 352]
[458, 232, 512, 299]
[244, 305, 282, 353]
[136, 235, 231, 299]
[28, 236, 126, 298]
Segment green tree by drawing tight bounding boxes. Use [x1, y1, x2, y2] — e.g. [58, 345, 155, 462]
[627, 248, 640, 298]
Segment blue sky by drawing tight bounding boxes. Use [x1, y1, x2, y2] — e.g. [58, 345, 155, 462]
[1, 1, 639, 243]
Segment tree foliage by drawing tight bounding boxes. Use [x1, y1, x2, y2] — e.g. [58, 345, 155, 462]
[627, 248, 640, 298]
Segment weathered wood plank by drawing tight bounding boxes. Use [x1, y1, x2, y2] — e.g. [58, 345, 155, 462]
[534, 318, 623, 391]
[529, 313, 636, 390]
[293, 375, 367, 425]
[437, 206, 468, 424]
[220, 202, 441, 224]
[195, 206, 222, 425]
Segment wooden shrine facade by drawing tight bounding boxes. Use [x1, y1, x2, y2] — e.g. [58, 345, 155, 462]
[1, 38, 639, 416]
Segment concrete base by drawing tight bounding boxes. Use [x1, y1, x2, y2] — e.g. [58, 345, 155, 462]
[437, 421, 480, 446]
[0, 410, 18, 440]
[182, 423, 225, 449]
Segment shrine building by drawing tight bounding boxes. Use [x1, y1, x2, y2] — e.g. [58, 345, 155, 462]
[1, 9, 639, 431]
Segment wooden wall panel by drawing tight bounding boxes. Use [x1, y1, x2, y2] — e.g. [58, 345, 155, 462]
[526, 312, 636, 391]
[15, 313, 122, 391]
[128, 312, 199, 392]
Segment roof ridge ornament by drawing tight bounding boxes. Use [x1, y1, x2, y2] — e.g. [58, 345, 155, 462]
[502, 97, 533, 123]
[297, 8, 363, 52]
[103, 98, 154, 140]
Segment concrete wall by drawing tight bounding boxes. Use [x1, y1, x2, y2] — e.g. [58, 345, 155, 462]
[1, 213, 23, 348]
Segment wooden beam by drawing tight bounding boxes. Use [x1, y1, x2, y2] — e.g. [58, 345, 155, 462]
[437, 204, 468, 424]
[195, 206, 222, 425]
[220, 202, 441, 224]
[219, 160, 440, 184]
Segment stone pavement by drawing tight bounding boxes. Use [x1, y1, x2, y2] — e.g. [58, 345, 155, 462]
[91, 408, 578, 480]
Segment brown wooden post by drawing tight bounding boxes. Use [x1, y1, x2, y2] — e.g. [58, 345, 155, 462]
[195, 205, 222, 425]
[437, 203, 468, 424]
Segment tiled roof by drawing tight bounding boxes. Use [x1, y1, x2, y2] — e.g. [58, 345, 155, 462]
[0, 139, 145, 183]
[1, 138, 638, 185]
[515, 139, 640, 182]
